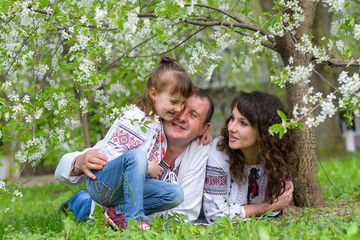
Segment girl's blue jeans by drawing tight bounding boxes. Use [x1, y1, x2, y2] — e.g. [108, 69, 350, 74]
[83, 149, 183, 222]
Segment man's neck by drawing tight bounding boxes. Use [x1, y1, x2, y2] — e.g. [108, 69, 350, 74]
[163, 140, 190, 165]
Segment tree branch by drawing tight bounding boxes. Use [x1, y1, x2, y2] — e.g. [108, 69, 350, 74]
[322, 59, 360, 68]
[234, 30, 276, 51]
[131, 26, 208, 58]
[186, 3, 245, 24]
[137, 12, 273, 41]
[3, 36, 30, 83]
[99, 35, 157, 73]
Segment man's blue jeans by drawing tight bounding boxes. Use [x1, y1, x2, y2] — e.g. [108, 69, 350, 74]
[82, 149, 183, 222]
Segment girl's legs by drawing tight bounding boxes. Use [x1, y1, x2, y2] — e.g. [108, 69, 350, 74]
[143, 178, 184, 215]
[66, 188, 92, 221]
[86, 149, 148, 223]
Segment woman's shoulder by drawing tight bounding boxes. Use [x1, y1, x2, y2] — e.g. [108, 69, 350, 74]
[209, 136, 221, 151]
[208, 137, 229, 170]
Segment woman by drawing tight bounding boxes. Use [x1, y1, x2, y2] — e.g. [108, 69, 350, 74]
[203, 91, 298, 223]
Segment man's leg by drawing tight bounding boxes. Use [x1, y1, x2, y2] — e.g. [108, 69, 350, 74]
[143, 178, 184, 215]
[86, 149, 148, 222]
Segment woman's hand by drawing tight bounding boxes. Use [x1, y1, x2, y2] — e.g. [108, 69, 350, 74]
[199, 130, 213, 145]
[243, 181, 293, 217]
[147, 160, 164, 179]
[270, 181, 294, 211]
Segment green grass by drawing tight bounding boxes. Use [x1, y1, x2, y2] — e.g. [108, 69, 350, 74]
[1, 155, 360, 239]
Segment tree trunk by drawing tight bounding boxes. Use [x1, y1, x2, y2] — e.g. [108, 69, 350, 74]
[286, 83, 324, 207]
[81, 112, 91, 148]
[274, 0, 324, 207]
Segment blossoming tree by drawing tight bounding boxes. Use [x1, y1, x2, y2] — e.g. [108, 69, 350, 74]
[1, 0, 359, 207]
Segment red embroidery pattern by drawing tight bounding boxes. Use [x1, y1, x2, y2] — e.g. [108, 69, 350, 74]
[148, 129, 161, 162]
[204, 165, 227, 195]
[107, 124, 145, 154]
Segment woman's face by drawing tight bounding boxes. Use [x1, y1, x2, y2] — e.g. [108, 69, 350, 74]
[227, 107, 260, 153]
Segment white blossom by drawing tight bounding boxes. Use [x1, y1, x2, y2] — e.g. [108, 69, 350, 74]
[14, 190, 23, 198]
[205, 64, 218, 81]
[94, 7, 107, 23]
[354, 24, 360, 40]
[321, 0, 346, 12]
[175, 0, 185, 8]
[22, 95, 30, 103]
[34, 108, 43, 119]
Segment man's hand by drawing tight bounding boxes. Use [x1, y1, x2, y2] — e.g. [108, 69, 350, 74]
[147, 160, 164, 179]
[199, 131, 213, 145]
[70, 149, 108, 180]
[270, 181, 294, 211]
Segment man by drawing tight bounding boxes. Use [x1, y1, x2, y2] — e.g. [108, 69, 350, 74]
[55, 88, 214, 222]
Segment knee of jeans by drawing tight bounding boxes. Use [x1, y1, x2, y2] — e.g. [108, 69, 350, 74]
[171, 185, 184, 207]
[126, 149, 148, 165]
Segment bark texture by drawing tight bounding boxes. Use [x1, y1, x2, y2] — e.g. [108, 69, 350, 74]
[274, 0, 324, 207]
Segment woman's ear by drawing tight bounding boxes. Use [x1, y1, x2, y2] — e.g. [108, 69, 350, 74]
[149, 88, 157, 101]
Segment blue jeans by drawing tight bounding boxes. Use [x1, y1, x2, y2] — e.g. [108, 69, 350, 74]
[68, 189, 92, 221]
[85, 149, 183, 222]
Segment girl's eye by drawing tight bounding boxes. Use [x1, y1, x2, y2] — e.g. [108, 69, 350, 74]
[240, 121, 248, 127]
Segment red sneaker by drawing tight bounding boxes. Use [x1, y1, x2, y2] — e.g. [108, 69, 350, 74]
[103, 206, 127, 230]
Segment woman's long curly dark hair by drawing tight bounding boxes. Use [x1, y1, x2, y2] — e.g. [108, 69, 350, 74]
[217, 91, 299, 204]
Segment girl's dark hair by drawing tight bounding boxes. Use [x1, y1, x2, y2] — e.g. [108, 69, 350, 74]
[217, 91, 299, 204]
[137, 57, 193, 115]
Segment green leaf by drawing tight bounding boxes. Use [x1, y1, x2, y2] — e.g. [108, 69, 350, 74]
[277, 110, 287, 120]
[7, 120, 17, 126]
[279, 127, 285, 139]
[346, 48, 353, 53]
[297, 123, 305, 130]
[28, 85, 35, 93]
[140, 126, 147, 133]
[270, 124, 282, 133]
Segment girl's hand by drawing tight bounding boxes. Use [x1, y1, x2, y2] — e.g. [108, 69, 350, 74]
[71, 149, 108, 180]
[199, 131, 213, 145]
[147, 160, 164, 179]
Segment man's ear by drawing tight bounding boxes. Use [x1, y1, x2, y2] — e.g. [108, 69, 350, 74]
[199, 123, 211, 136]
[149, 88, 157, 101]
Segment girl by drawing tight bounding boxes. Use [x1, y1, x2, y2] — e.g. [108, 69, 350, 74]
[203, 91, 298, 223]
[86, 56, 193, 230]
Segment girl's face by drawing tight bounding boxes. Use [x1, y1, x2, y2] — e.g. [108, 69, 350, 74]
[150, 87, 186, 121]
[228, 107, 260, 153]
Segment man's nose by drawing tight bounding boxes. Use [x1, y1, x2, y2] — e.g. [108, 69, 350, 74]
[176, 110, 186, 121]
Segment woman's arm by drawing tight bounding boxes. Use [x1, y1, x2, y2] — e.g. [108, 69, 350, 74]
[243, 181, 294, 217]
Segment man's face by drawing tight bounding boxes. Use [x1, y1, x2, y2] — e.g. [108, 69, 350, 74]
[163, 95, 210, 143]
